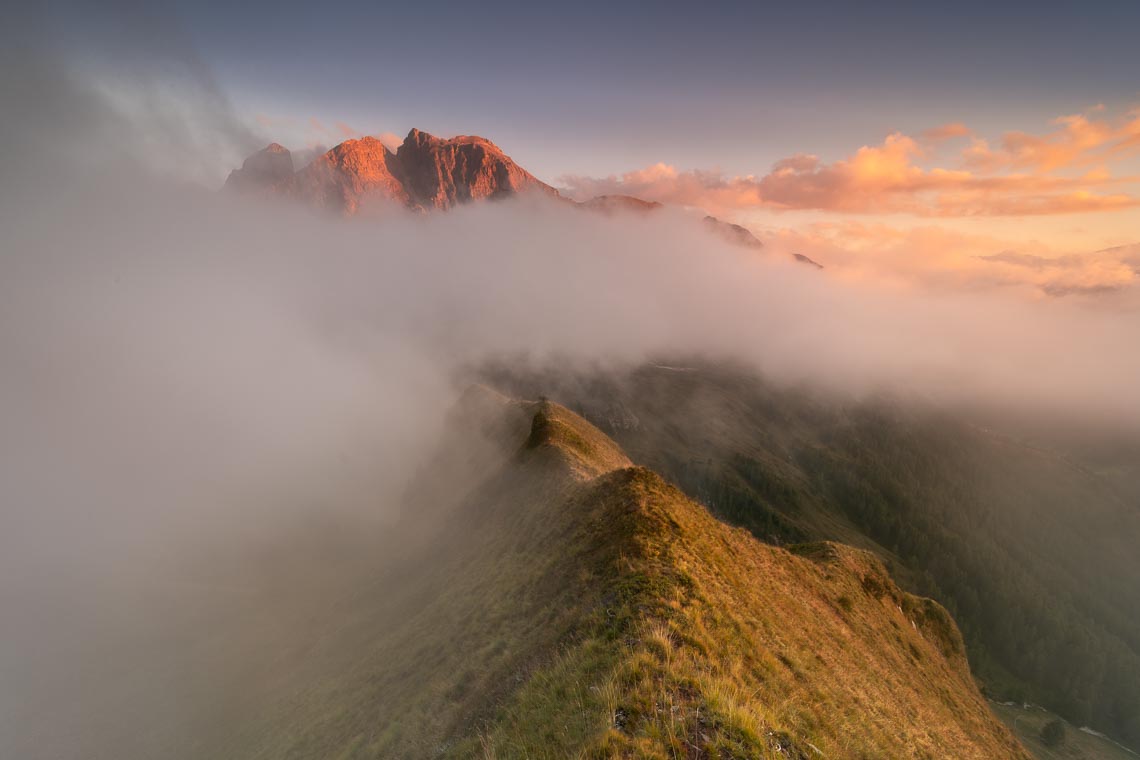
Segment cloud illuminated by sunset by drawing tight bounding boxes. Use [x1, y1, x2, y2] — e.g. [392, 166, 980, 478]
[762, 222, 1140, 298]
[559, 107, 1140, 219]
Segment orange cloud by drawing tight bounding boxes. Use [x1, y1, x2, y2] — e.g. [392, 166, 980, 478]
[768, 222, 1140, 297]
[563, 162, 765, 211]
[1111, 108, 1140, 155]
[962, 108, 1140, 172]
[560, 107, 1140, 218]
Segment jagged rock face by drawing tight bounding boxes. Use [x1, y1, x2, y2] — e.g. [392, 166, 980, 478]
[231, 130, 555, 214]
[286, 136, 408, 214]
[223, 133, 812, 268]
[395, 128, 557, 210]
[223, 143, 294, 193]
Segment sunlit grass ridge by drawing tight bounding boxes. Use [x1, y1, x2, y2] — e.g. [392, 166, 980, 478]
[247, 398, 1027, 759]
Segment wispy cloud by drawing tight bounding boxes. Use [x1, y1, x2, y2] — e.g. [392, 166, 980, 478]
[963, 109, 1140, 172]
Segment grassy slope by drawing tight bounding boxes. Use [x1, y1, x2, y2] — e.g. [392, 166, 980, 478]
[479, 362, 1140, 750]
[228, 397, 1027, 759]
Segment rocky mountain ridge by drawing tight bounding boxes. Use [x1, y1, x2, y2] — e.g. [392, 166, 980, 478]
[225, 128, 799, 258]
[226, 129, 556, 214]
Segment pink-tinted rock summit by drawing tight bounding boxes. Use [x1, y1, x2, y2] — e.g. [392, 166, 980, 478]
[228, 129, 555, 214]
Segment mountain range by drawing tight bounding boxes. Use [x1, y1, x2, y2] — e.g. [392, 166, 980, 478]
[224, 129, 821, 262]
[227, 130, 555, 213]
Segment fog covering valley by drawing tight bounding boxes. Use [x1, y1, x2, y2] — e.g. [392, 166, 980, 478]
[3, 12, 1140, 760]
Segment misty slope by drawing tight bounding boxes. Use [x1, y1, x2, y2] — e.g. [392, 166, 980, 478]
[216, 391, 1026, 759]
[482, 362, 1140, 751]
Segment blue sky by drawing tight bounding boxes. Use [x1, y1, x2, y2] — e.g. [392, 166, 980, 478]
[137, 0, 1140, 180]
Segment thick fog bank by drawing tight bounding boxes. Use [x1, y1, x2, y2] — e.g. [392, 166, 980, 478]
[7, 176, 1138, 576]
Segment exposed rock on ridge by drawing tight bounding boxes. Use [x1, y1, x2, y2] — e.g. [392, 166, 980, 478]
[396, 128, 558, 209]
[226, 129, 824, 265]
[228, 129, 555, 214]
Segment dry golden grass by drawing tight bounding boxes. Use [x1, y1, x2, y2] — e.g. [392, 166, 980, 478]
[234, 398, 1029, 759]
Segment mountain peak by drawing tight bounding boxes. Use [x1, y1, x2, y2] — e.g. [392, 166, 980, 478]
[286, 135, 407, 213]
[395, 127, 557, 209]
[229, 129, 557, 213]
[221, 131, 810, 267]
[403, 127, 496, 149]
[223, 142, 294, 193]
[326, 135, 396, 161]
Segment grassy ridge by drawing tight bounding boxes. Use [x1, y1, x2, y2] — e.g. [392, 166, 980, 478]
[231, 399, 1027, 758]
[480, 362, 1140, 751]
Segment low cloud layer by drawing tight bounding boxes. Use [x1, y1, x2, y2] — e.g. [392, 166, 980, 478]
[761, 222, 1140, 297]
[5, 48, 1140, 583]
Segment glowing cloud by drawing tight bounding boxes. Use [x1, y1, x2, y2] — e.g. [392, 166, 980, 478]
[765, 222, 1140, 297]
[560, 108, 1140, 218]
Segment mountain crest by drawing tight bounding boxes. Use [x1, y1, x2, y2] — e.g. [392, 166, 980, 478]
[395, 127, 557, 210]
[288, 135, 407, 213]
[224, 129, 826, 261]
[223, 142, 294, 192]
[229, 128, 555, 213]
[521, 400, 632, 478]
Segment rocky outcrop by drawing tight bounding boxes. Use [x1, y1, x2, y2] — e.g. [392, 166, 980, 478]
[395, 128, 557, 209]
[230, 129, 555, 214]
[224, 131, 814, 269]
